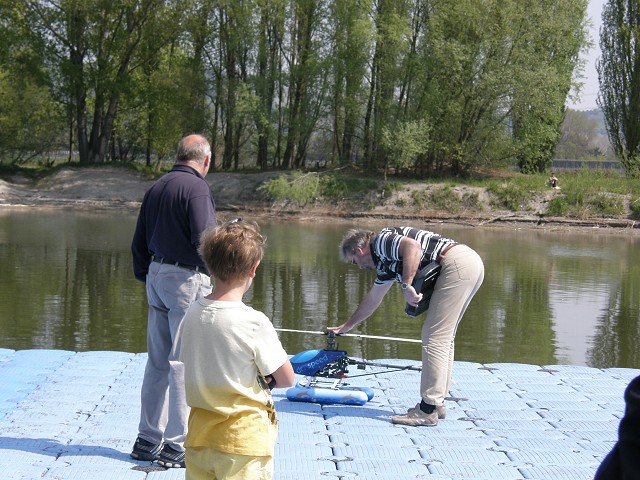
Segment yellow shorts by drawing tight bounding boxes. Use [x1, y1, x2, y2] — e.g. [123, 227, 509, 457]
[185, 446, 273, 480]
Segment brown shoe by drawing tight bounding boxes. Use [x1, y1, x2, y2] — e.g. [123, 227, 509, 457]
[407, 403, 446, 419]
[392, 408, 438, 426]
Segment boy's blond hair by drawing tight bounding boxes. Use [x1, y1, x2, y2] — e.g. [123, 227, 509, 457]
[199, 220, 265, 282]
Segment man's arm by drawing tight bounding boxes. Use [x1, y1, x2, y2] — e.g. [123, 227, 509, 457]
[398, 237, 424, 306]
[328, 282, 393, 334]
[131, 207, 149, 282]
[398, 236, 423, 286]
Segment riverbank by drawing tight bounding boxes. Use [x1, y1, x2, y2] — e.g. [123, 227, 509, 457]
[1, 347, 635, 479]
[1, 166, 638, 232]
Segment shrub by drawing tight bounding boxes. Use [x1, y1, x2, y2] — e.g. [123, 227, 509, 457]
[258, 172, 320, 205]
[487, 182, 532, 211]
[547, 196, 569, 216]
[258, 172, 383, 205]
[461, 191, 484, 212]
[588, 193, 625, 216]
[631, 197, 640, 219]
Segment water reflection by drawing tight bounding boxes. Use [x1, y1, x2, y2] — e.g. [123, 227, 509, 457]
[0, 210, 638, 369]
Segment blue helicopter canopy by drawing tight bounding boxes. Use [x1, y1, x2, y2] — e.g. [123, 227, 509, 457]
[289, 349, 347, 376]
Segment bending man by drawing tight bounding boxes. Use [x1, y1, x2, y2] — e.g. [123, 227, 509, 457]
[328, 227, 484, 427]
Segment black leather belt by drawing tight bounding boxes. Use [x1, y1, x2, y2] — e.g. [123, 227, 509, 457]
[437, 243, 460, 262]
[152, 255, 207, 274]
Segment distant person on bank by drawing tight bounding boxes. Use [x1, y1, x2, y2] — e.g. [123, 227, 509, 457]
[328, 227, 484, 427]
[130, 134, 217, 468]
[177, 220, 295, 480]
[548, 172, 560, 189]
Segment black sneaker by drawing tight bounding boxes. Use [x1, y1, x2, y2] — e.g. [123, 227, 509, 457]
[156, 444, 186, 468]
[130, 436, 162, 461]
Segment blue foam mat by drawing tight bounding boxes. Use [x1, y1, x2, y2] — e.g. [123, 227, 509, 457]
[0, 350, 636, 480]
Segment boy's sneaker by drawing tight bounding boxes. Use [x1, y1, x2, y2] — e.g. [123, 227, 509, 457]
[156, 445, 186, 468]
[130, 437, 162, 461]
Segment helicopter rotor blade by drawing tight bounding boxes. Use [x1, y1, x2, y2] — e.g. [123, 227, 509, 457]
[275, 328, 422, 344]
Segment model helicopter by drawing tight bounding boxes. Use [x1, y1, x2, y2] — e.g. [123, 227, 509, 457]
[277, 328, 422, 405]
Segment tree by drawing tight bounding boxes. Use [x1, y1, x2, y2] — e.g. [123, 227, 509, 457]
[554, 108, 600, 159]
[254, 0, 286, 169]
[362, 0, 408, 172]
[510, 0, 588, 174]
[329, 0, 372, 166]
[281, 0, 329, 169]
[0, 1, 65, 163]
[18, 0, 173, 164]
[597, 0, 640, 177]
[1, 0, 594, 176]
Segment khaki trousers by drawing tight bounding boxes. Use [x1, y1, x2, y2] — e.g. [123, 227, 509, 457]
[420, 244, 484, 406]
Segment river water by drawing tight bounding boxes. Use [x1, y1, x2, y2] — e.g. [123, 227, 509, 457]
[0, 210, 638, 369]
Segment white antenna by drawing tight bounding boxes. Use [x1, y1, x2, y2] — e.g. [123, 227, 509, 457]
[275, 328, 422, 344]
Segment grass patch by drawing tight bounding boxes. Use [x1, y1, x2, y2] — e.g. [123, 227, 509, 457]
[631, 197, 640, 219]
[410, 185, 484, 213]
[486, 182, 533, 211]
[411, 186, 461, 213]
[257, 171, 385, 205]
[587, 192, 626, 216]
[547, 196, 570, 216]
[461, 191, 484, 212]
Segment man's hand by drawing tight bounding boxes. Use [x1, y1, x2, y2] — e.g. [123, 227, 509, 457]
[402, 284, 423, 307]
[326, 324, 349, 335]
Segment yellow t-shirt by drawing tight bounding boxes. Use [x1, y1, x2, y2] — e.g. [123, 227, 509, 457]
[178, 299, 289, 456]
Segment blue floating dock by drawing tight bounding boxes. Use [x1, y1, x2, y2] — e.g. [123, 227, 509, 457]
[0, 348, 636, 479]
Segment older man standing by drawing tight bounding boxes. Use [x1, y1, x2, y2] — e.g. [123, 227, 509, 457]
[130, 134, 217, 468]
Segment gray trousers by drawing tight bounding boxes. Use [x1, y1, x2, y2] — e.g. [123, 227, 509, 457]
[137, 261, 211, 450]
[420, 245, 484, 406]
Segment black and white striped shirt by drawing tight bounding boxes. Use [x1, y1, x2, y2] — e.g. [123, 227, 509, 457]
[370, 227, 455, 285]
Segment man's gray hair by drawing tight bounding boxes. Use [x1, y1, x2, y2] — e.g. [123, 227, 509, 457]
[176, 135, 211, 164]
[339, 228, 374, 262]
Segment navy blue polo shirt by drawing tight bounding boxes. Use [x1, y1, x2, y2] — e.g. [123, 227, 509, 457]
[131, 164, 217, 281]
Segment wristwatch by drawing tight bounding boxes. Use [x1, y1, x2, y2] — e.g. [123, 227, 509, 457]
[401, 283, 409, 290]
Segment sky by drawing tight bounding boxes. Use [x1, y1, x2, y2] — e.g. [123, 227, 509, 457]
[567, 0, 607, 111]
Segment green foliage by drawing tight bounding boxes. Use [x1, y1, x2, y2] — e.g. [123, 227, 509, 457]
[321, 175, 379, 198]
[540, 170, 639, 217]
[0, 0, 592, 176]
[411, 186, 460, 213]
[598, 0, 640, 177]
[555, 109, 603, 160]
[631, 197, 640, 219]
[257, 171, 383, 205]
[588, 192, 626, 216]
[487, 182, 534, 211]
[547, 196, 570, 216]
[461, 191, 484, 212]
[0, 68, 65, 164]
[408, 185, 483, 213]
[258, 172, 321, 204]
[381, 119, 430, 171]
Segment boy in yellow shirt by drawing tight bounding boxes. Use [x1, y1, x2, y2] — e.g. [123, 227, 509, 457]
[177, 219, 294, 479]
